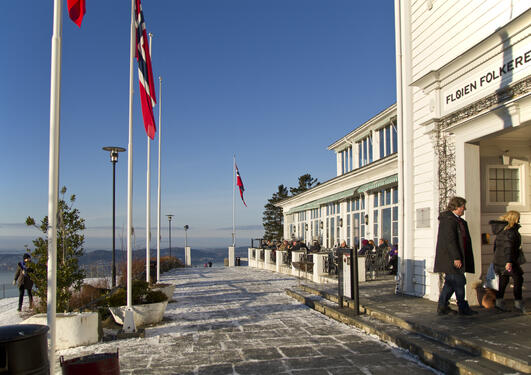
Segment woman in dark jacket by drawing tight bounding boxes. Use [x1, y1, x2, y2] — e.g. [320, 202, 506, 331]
[489, 211, 525, 313]
[13, 253, 34, 312]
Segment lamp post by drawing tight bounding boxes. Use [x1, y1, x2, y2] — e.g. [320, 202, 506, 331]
[184, 225, 189, 248]
[166, 214, 174, 258]
[102, 146, 126, 288]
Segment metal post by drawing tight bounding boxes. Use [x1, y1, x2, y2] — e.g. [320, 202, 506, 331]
[112, 159, 116, 287]
[167, 214, 174, 258]
[351, 248, 360, 315]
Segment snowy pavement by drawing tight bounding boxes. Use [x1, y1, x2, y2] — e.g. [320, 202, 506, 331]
[2, 267, 438, 374]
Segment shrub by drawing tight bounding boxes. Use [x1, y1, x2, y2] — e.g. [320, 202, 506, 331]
[106, 280, 167, 307]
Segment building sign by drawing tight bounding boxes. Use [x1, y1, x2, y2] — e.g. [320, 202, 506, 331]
[442, 46, 530, 114]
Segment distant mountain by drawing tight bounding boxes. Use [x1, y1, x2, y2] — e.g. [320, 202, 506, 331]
[0, 247, 249, 272]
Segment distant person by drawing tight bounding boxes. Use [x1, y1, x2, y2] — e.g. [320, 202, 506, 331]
[377, 239, 389, 255]
[208, 261, 213, 268]
[339, 240, 348, 249]
[489, 211, 526, 313]
[434, 196, 477, 316]
[13, 253, 34, 312]
[278, 240, 289, 251]
[290, 240, 301, 251]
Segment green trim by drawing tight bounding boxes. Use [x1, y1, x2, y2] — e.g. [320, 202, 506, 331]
[356, 174, 398, 193]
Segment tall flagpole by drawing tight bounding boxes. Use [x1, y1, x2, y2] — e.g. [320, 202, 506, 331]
[47, 0, 63, 370]
[125, 0, 136, 333]
[156, 75, 162, 283]
[146, 33, 153, 284]
[232, 155, 235, 247]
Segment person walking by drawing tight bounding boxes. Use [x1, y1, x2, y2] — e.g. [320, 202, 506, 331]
[13, 253, 34, 312]
[434, 196, 477, 316]
[489, 211, 526, 313]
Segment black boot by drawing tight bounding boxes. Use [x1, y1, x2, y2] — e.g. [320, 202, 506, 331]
[458, 301, 478, 315]
[437, 304, 457, 315]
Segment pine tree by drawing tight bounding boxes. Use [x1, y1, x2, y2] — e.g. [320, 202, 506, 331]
[262, 185, 289, 241]
[26, 187, 86, 312]
[289, 174, 319, 196]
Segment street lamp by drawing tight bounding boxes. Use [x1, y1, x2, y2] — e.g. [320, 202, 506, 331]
[184, 225, 189, 248]
[102, 146, 126, 288]
[166, 214, 174, 258]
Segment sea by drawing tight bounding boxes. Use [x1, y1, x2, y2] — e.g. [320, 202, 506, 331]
[0, 271, 18, 299]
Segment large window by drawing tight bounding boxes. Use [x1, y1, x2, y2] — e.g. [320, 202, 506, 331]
[340, 146, 353, 175]
[487, 166, 520, 204]
[348, 195, 366, 249]
[379, 124, 397, 158]
[371, 187, 399, 246]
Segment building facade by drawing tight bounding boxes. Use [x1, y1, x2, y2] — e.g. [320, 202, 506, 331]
[395, 1, 531, 302]
[277, 104, 398, 251]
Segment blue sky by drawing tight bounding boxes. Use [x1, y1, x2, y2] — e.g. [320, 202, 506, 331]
[1, 1, 396, 251]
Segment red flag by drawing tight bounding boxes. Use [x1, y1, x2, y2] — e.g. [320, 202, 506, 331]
[134, 0, 157, 139]
[235, 163, 247, 207]
[67, 0, 86, 27]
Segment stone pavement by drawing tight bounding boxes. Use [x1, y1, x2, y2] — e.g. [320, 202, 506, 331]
[56, 267, 439, 374]
[288, 277, 531, 374]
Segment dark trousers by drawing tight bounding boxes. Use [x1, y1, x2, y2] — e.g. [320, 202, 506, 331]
[438, 273, 468, 311]
[496, 265, 523, 300]
[18, 286, 33, 310]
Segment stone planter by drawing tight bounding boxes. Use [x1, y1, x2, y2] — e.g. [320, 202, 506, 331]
[152, 284, 175, 301]
[22, 312, 99, 350]
[109, 300, 168, 327]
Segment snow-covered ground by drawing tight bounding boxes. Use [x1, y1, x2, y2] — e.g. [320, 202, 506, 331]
[1, 267, 438, 374]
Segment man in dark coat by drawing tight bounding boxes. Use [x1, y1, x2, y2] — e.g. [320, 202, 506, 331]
[434, 196, 477, 316]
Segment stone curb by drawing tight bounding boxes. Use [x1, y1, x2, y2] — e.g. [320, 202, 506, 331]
[286, 288, 523, 375]
[297, 284, 531, 374]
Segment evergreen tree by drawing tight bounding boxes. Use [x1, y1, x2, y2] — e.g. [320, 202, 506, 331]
[26, 187, 86, 312]
[262, 184, 289, 241]
[289, 174, 319, 196]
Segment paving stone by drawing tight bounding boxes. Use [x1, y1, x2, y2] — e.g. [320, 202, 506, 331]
[242, 347, 283, 360]
[234, 359, 287, 374]
[197, 363, 234, 375]
[278, 346, 320, 358]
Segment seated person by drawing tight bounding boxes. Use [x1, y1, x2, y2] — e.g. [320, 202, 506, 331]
[388, 244, 398, 275]
[358, 239, 372, 255]
[278, 240, 289, 251]
[309, 239, 321, 253]
[377, 238, 389, 255]
[290, 240, 301, 251]
[338, 240, 348, 249]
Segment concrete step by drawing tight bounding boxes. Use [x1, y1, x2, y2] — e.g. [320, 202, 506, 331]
[286, 288, 524, 375]
[297, 284, 531, 374]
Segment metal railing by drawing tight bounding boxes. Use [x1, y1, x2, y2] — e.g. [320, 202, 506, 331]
[0, 283, 19, 299]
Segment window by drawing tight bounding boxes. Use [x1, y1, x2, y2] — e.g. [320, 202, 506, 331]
[487, 166, 520, 203]
[357, 135, 373, 167]
[379, 124, 398, 158]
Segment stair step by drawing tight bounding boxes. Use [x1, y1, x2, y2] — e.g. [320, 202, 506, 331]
[298, 284, 531, 374]
[286, 288, 523, 375]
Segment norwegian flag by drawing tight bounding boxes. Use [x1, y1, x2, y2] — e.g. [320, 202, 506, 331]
[134, 0, 157, 139]
[235, 162, 247, 207]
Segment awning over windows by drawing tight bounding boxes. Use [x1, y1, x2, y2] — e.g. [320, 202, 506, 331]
[285, 174, 398, 215]
[356, 174, 398, 193]
[286, 188, 357, 214]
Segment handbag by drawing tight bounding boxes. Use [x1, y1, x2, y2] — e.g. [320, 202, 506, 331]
[517, 248, 527, 265]
[484, 263, 499, 291]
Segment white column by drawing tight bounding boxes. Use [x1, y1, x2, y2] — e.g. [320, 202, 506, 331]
[228, 246, 235, 267]
[336, 151, 343, 176]
[456, 141, 481, 305]
[185, 246, 191, 266]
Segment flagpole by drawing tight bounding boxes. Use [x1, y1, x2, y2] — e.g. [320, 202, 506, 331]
[232, 155, 235, 247]
[125, 0, 136, 333]
[146, 32, 153, 284]
[156, 75, 162, 283]
[47, 0, 63, 370]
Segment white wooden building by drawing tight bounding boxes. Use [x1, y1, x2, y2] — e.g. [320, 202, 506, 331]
[277, 104, 398, 251]
[395, 1, 531, 303]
